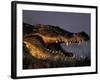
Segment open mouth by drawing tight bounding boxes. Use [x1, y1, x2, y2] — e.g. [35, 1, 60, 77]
[61, 41, 90, 57]
[45, 39, 89, 59]
[23, 23, 91, 69]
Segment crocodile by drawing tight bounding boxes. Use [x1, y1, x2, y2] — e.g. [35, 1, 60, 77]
[23, 23, 89, 63]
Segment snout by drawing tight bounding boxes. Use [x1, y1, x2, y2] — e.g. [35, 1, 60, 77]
[78, 32, 90, 41]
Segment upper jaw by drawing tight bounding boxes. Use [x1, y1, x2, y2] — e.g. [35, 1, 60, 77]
[44, 36, 83, 45]
[42, 31, 89, 45]
[60, 35, 86, 46]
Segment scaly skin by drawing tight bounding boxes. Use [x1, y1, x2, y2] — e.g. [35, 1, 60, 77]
[23, 23, 89, 61]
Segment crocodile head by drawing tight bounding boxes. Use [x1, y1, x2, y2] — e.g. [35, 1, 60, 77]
[35, 24, 89, 44]
[23, 23, 89, 61]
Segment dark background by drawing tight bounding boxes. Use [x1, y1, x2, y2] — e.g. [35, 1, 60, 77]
[23, 10, 91, 58]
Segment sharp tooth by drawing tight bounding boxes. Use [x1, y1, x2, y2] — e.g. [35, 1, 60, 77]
[69, 41, 71, 44]
[53, 51, 56, 53]
[82, 40, 84, 43]
[52, 51, 55, 53]
[50, 50, 52, 52]
[73, 54, 75, 58]
[61, 52, 63, 55]
[50, 50, 53, 52]
[66, 42, 68, 46]
[56, 41, 58, 43]
[47, 49, 50, 51]
[55, 51, 58, 53]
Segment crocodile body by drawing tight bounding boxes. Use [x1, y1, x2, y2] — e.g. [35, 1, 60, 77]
[23, 23, 90, 69]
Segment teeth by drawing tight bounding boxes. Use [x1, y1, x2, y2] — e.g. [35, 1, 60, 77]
[52, 51, 55, 53]
[55, 51, 58, 53]
[69, 41, 71, 44]
[47, 49, 49, 51]
[50, 50, 52, 52]
[78, 41, 81, 45]
[58, 51, 61, 53]
[62, 54, 65, 56]
[56, 41, 58, 43]
[60, 52, 63, 55]
[66, 42, 68, 46]
[73, 54, 75, 58]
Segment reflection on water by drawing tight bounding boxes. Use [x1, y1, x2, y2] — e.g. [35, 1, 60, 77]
[61, 40, 90, 59]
